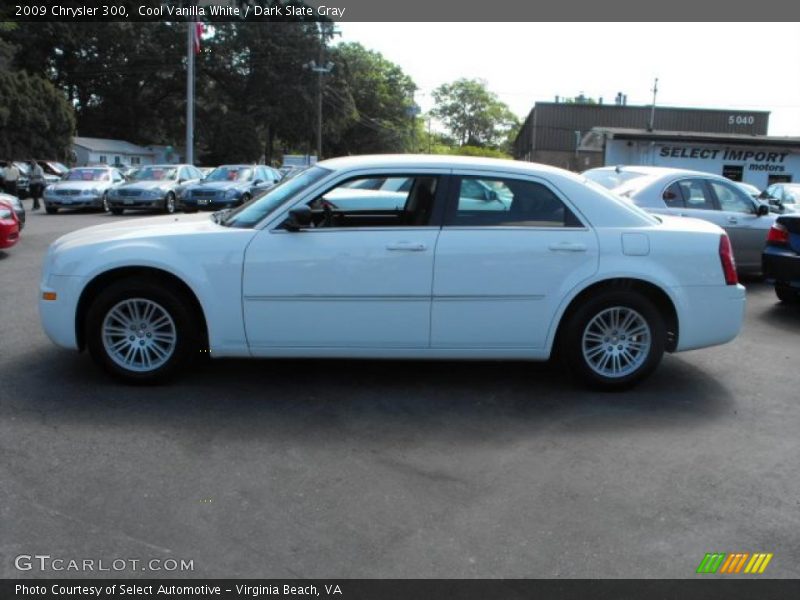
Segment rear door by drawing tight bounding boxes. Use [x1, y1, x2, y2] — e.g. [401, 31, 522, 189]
[431, 172, 598, 350]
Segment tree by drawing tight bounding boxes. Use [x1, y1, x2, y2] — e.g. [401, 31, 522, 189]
[324, 42, 418, 156]
[430, 78, 519, 150]
[0, 70, 75, 159]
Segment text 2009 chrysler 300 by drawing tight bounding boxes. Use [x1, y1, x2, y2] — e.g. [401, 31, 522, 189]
[39, 155, 746, 389]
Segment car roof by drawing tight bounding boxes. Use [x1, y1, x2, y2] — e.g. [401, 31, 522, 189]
[584, 165, 713, 177]
[317, 154, 593, 189]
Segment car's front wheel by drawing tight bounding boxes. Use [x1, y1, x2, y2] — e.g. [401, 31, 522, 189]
[562, 290, 665, 390]
[86, 279, 199, 383]
[164, 192, 176, 214]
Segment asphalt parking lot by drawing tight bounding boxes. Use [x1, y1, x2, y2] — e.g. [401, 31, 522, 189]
[1, 208, 799, 579]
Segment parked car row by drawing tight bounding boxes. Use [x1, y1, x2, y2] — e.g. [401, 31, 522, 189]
[39, 163, 285, 215]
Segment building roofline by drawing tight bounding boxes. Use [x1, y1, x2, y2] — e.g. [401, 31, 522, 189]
[589, 127, 800, 147]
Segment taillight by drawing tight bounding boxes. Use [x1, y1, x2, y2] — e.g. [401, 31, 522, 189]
[719, 234, 738, 286]
[766, 223, 789, 246]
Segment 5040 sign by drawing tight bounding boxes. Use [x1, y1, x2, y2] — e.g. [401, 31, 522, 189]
[729, 115, 756, 125]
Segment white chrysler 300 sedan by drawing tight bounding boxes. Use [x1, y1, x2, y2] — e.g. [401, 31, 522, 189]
[39, 155, 746, 389]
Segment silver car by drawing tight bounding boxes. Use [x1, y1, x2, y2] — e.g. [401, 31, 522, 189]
[584, 166, 774, 273]
[761, 182, 800, 214]
[107, 164, 204, 215]
[43, 166, 126, 214]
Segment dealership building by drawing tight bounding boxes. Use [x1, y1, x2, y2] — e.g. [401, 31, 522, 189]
[513, 101, 800, 188]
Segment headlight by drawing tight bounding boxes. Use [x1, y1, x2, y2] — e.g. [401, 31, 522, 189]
[146, 189, 163, 198]
[225, 189, 240, 199]
[82, 188, 100, 195]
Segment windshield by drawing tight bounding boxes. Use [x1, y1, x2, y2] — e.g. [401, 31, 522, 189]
[65, 169, 110, 182]
[782, 185, 800, 203]
[133, 166, 177, 181]
[205, 166, 254, 182]
[223, 166, 331, 229]
[584, 169, 650, 190]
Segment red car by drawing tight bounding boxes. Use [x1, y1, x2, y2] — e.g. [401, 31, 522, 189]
[0, 199, 21, 249]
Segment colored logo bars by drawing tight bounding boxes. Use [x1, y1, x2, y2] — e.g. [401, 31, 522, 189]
[696, 553, 773, 574]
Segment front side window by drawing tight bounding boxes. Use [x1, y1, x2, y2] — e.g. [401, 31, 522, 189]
[709, 180, 753, 214]
[676, 179, 716, 210]
[448, 177, 580, 228]
[301, 175, 440, 228]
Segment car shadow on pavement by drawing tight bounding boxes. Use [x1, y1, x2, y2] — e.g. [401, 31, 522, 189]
[756, 300, 800, 331]
[3, 346, 734, 442]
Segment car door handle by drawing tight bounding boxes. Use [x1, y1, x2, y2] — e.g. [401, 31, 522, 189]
[727, 217, 738, 224]
[386, 242, 427, 251]
[548, 242, 587, 252]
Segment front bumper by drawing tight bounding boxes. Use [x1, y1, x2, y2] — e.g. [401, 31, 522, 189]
[763, 246, 800, 286]
[39, 274, 86, 350]
[674, 284, 746, 352]
[45, 195, 103, 208]
[108, 196, 164, 210]
[183, 196, 240, 210]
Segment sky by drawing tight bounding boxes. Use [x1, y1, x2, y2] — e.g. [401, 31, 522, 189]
[335, 22, 800, 136]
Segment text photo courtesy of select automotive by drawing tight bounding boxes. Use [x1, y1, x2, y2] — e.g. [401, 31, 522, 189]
[2, 14, 800, 586]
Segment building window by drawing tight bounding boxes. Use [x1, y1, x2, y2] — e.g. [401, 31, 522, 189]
[130, 156, 140, 165]
[722, 165, 743, 182]
[98, 155, 107, 163]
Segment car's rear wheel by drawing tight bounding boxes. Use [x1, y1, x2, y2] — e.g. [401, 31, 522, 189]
[562, 290, 665, 390]
[86, 279, 199, 383]
[775, 284, 799, 303]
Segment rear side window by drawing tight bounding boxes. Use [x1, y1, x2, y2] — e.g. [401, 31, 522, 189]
[662, 183, 684, 208]
[447, 177, 581, 228]
[676, 179, 716, 210]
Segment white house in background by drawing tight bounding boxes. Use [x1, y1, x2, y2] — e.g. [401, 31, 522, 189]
[72, 137, 156, 168]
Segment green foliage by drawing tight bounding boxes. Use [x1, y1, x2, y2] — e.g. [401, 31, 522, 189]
[430, 78, 519, 150]
[0, 70, 75, 160]
[447, 145, 512, 159]
[0, 21, 420, 164]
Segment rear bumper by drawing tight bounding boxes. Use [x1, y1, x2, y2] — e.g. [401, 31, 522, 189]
[763, 246, 800, 285]
[674, 284, 746, 352]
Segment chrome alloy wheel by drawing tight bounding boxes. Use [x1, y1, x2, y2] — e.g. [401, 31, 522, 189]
[101, 298, 177, 373]
[581, 306, 651, 379]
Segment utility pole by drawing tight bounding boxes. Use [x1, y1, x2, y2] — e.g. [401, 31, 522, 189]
[648, 77, 659, 131]
[304, 24, 339, 161]
[186, 17, 194, 164]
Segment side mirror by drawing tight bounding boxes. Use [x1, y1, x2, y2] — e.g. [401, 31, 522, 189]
[484, 189, 498, 202]
[756, 203, 769, 217]
[284, 206, 313, 231]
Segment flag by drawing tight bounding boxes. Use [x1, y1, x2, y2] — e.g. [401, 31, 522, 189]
[193, 22, 204, 54]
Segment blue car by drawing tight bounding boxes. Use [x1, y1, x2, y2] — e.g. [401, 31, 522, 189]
[181, 165, 281, 212]
[763, 215, 800, 303]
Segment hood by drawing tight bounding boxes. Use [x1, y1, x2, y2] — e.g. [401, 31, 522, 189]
[187, 180, 250, 192]
[48, 179, 114, 191]
[50, 213, 218, 253]
[118, 180, 177, 191]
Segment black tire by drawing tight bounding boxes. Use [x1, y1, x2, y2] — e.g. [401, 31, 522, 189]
[775, 285, 799, 303]
[85, 278, 200, 383]
[561, 289, 666, 390]
[164, 192, 176, 214]
[110, 207, 124, 216]
[239, 193, 251, 206]
[45, 206, 58, 215]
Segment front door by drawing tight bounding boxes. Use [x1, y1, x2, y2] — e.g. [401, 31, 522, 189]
[242, 174, 445, 351]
